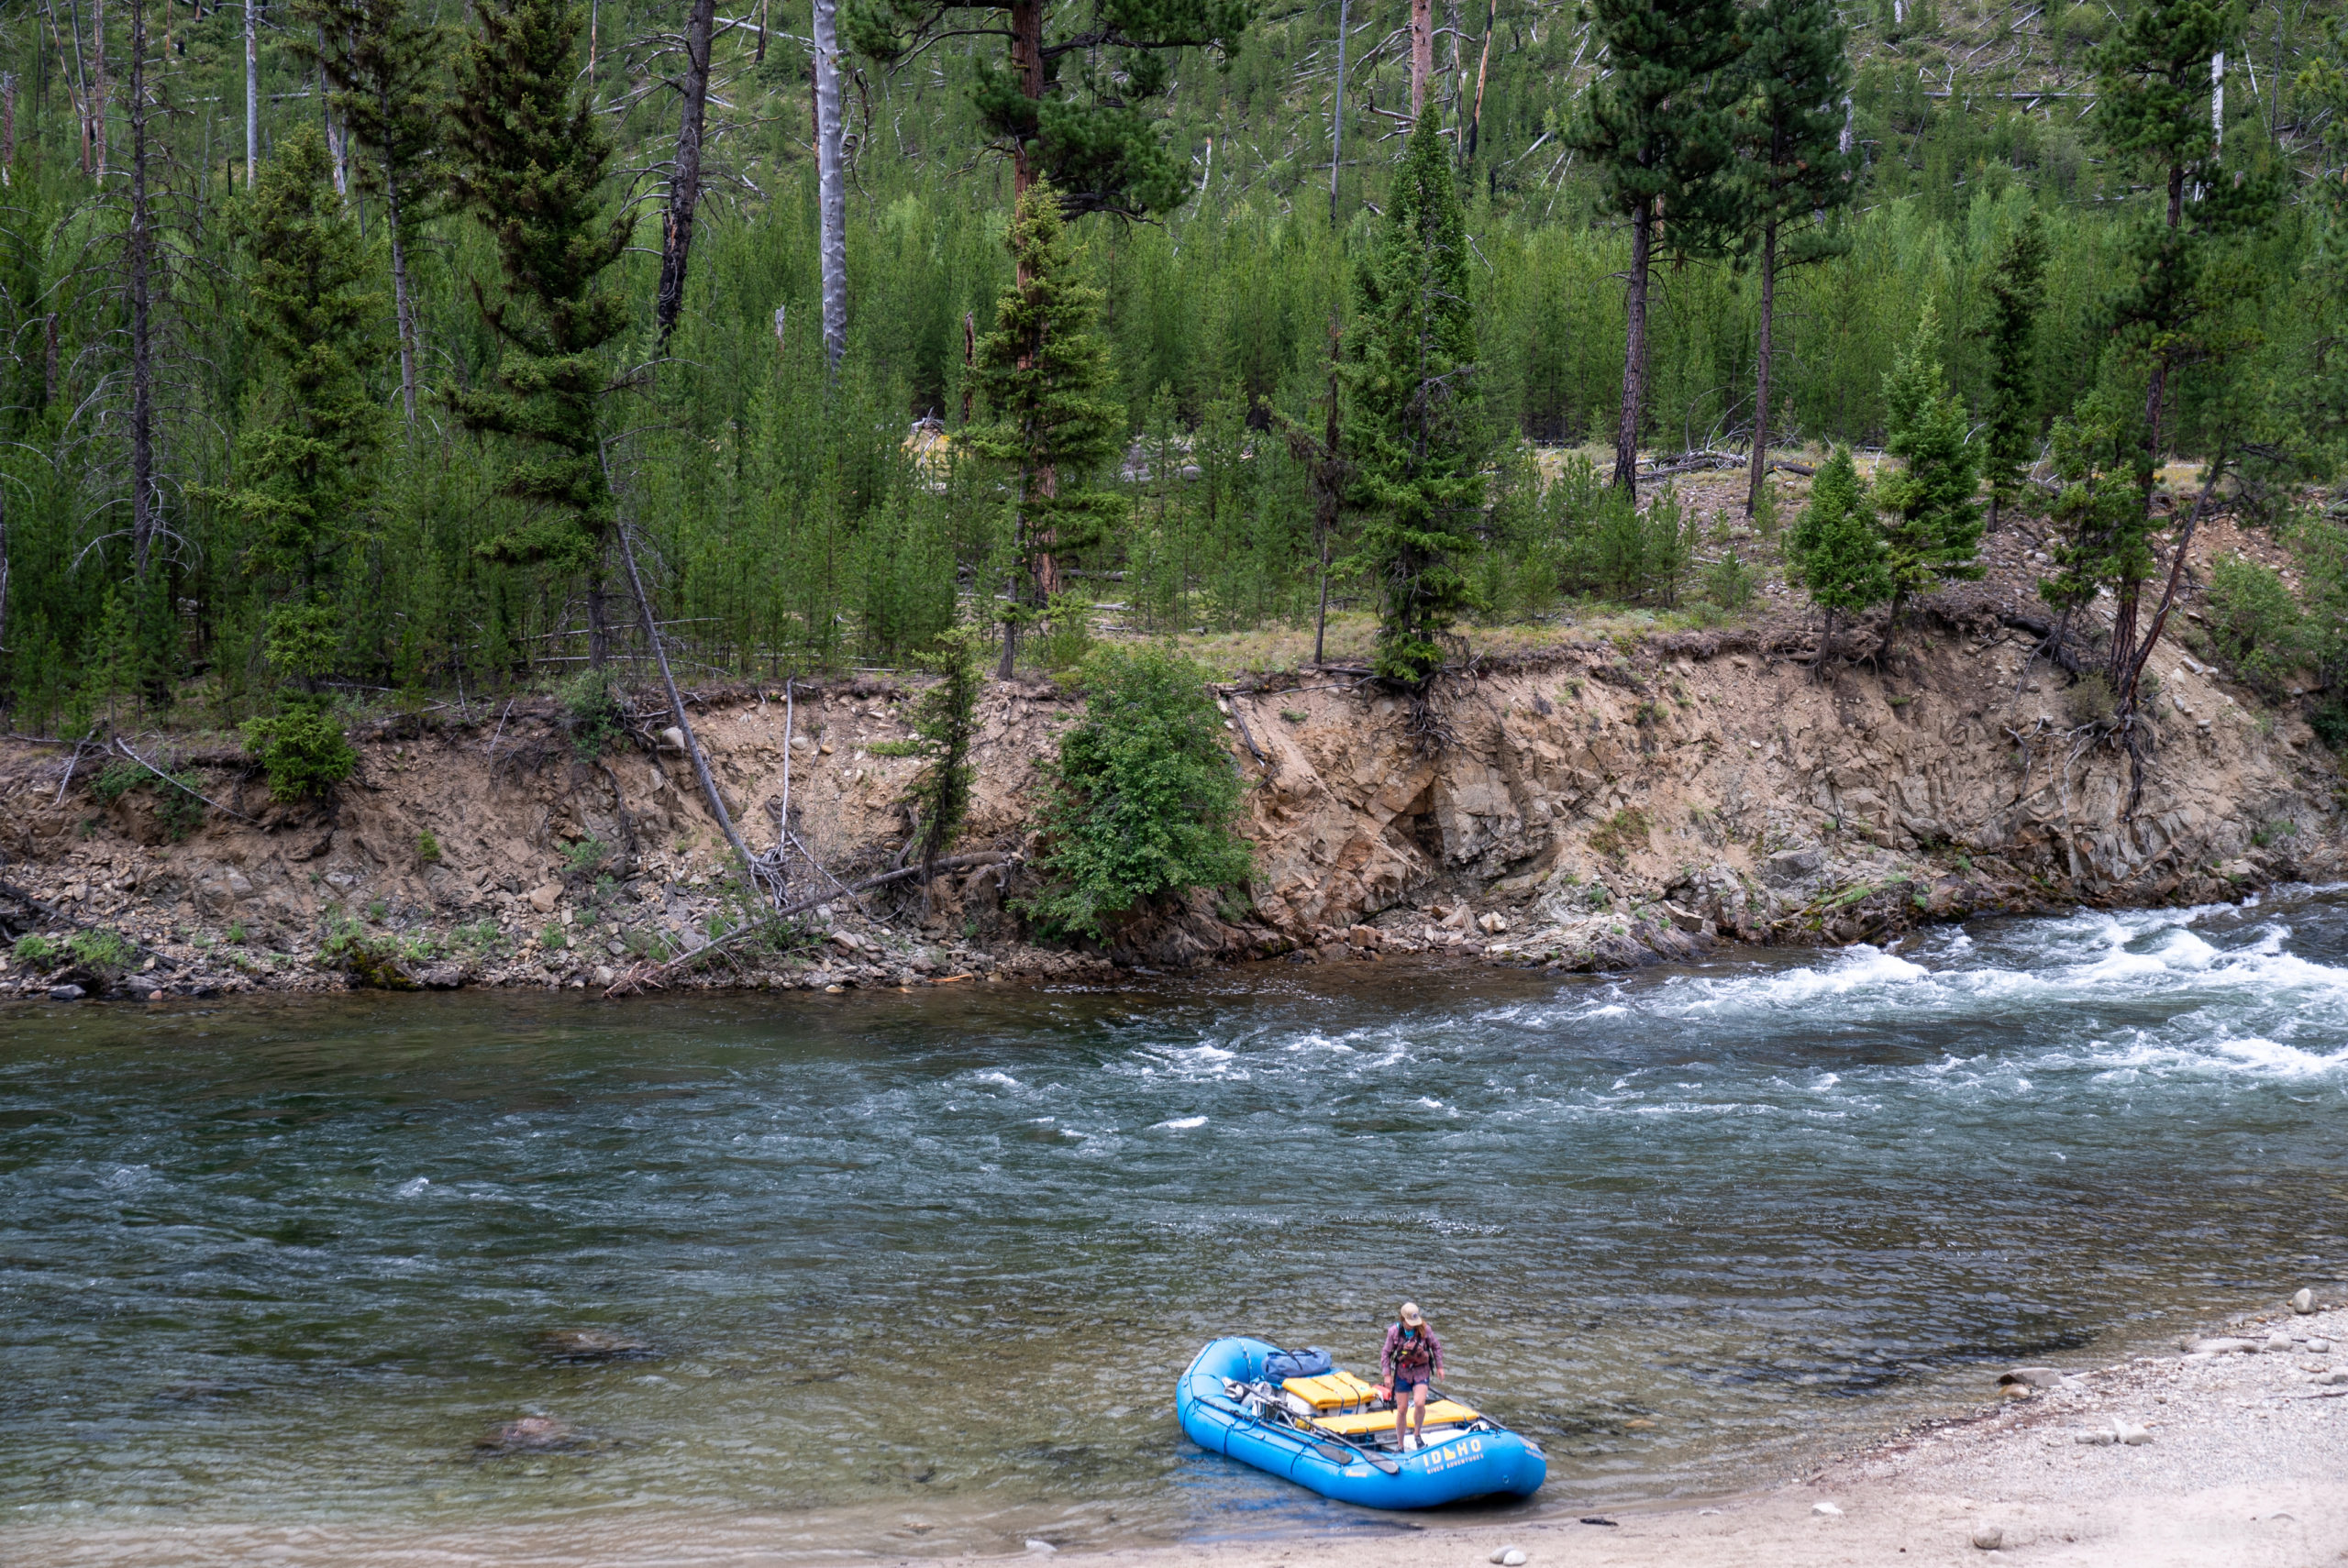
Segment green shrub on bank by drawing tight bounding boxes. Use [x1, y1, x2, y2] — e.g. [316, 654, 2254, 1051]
[242, 695, 360, 801]
[2203, 554, 2304, 690]
[560, 672, 629, 758]
[1020, 646, 1254, 940]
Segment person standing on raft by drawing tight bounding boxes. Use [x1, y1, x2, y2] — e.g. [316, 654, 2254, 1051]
[1375, 1302, 1445, 1452]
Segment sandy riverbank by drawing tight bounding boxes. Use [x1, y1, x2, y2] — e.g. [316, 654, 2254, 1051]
[935, 1297, 2348, 1568]
[11, 1300, 2339, 1567]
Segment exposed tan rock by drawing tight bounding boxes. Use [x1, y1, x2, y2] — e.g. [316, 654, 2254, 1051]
[0, 611, 2337, 996]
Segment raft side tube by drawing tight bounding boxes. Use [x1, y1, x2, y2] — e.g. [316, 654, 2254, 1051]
[1175, 1336, 1545, 1510]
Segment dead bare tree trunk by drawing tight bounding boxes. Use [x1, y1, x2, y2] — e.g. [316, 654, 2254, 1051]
[91, 0, 107, 180]
[1745, 215, 1777, 516]
[1408, 0, 1431, 117]
[128, 0, 155, 576]
[653, 0, 717, 345]
[1327, 0, 1346, 222]
[1613, 196, 1653, 491]
[380, 117, 417, 427]
[243, 0, 256, 184]
[317, 32, 349, 200]
[1009, 0, 1042, 195]
[2, 72, 17, 180]
[813, 0, 847, 372]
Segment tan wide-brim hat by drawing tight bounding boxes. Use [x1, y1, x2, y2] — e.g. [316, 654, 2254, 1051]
[1400, 1302, 1424, 1326]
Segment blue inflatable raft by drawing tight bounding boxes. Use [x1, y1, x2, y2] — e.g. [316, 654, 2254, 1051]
[1176, 1336, 1545, 1509]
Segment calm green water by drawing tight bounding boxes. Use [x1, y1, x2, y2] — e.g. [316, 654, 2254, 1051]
[4, 892, 2346, 1563]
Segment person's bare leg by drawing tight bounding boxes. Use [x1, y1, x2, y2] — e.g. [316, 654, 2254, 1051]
[1410, 1383, 1428, 1447]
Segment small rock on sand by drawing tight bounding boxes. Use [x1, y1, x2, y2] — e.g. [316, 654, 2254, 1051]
[2308, 1340, 2333, 1355]
[1971, 1525, 2005, 1551]
[1812, 1502, 1843, 1517]
[1488, 1549, 1527, 1565]
[1998, 1366, 2062, 1388]
[2116, 1422, 2154, 1445]
[2075, 1429, 2116, 1445]
[2292, 1288, 2316, 1314]
[2265, 1332, 2294, 1352]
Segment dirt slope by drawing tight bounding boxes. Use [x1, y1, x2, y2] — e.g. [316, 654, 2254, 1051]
[1, 599, 2340, 1000]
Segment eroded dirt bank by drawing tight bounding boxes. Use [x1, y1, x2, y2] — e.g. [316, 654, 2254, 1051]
[3, 601, 2342, 1000]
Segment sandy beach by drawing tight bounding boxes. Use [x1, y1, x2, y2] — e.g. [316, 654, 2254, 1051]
[919, 1296, 2348, 1568]
[13, 1297, 2340, 1568]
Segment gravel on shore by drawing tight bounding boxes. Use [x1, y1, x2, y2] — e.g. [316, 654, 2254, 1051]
[913, 1296, 2347, 1568]
[7, 1300, 2340, 1567]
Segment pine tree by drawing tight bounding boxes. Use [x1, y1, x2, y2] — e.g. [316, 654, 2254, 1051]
[449, 0, 630, 660]
[904, 624, 987, 905]
[207, 127, 381, 797]
[2040, 385, 2153, 639]
[1978, 207, 2049, 532]
[1342, 113, 1486, 690]
[847, 0, 1250, 216]
[966, 176, 1122, 679]
[1570, 0, 1744, 490]
[299, 0, 445, 428]
[1873, 310, 1983, 656]
[1789, 446, 1888, 669]
[2091, 0, 2277, 693]
[1729, 0, 1853, 516]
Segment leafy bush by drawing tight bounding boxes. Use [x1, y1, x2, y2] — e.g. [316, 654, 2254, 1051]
[563, 838, 612, 879]
[2203, 554, 2304, 689]
[242, 695, 358, 801]
[559, 670, 628, 758]
[2065, 672, 2118, 728]
[417, 830, 443, 864]
[1039, 591, 1095, 672]
[13, 933, 61, 966]
[1698, 548, 1758, 613]
[67, 929, 137, 976]
[1019, 646, 1254, 939]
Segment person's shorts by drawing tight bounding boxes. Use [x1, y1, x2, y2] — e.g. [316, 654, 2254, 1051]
[1390, 1371, 1430, 1395]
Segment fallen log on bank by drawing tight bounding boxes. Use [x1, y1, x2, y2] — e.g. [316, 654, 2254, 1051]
[603, 849, 1018, 998]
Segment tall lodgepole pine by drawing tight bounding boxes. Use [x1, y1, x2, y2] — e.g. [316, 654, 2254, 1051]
[2094, 0, 2273, 699]
[849, 0, 1250, 218]
[1978, 207, 2049, 533]
[1730, 0, 1852, 516]
[2091, 0, 2232, 686]
[1408, 0, 1430, 117]
[449, 0, 631, 664]
[304, 0, 448, 431]
[1341, 111, 1487, 690]
[198, 127, 382, 799]
[1571, 0, 1744, 491]
[127, 0, 154, 574]
[814, 0, 846, 369]
[965, 177, 1120, 679]
[245, 0, 258, 184]
[653, 0, 717, 345]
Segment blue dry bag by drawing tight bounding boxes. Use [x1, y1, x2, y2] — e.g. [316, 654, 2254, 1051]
[1261, 1346, 1335, 1382]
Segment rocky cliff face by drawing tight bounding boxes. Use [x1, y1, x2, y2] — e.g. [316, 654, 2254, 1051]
[1, 611, 2340, 999]
[1214, 611, 2339, 973]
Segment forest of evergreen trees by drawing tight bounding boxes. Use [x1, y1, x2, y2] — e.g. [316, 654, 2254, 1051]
[2, 0, 2344, 775]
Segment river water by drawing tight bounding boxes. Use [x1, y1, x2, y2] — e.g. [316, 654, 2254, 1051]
[4, 892, 2346, 1563]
